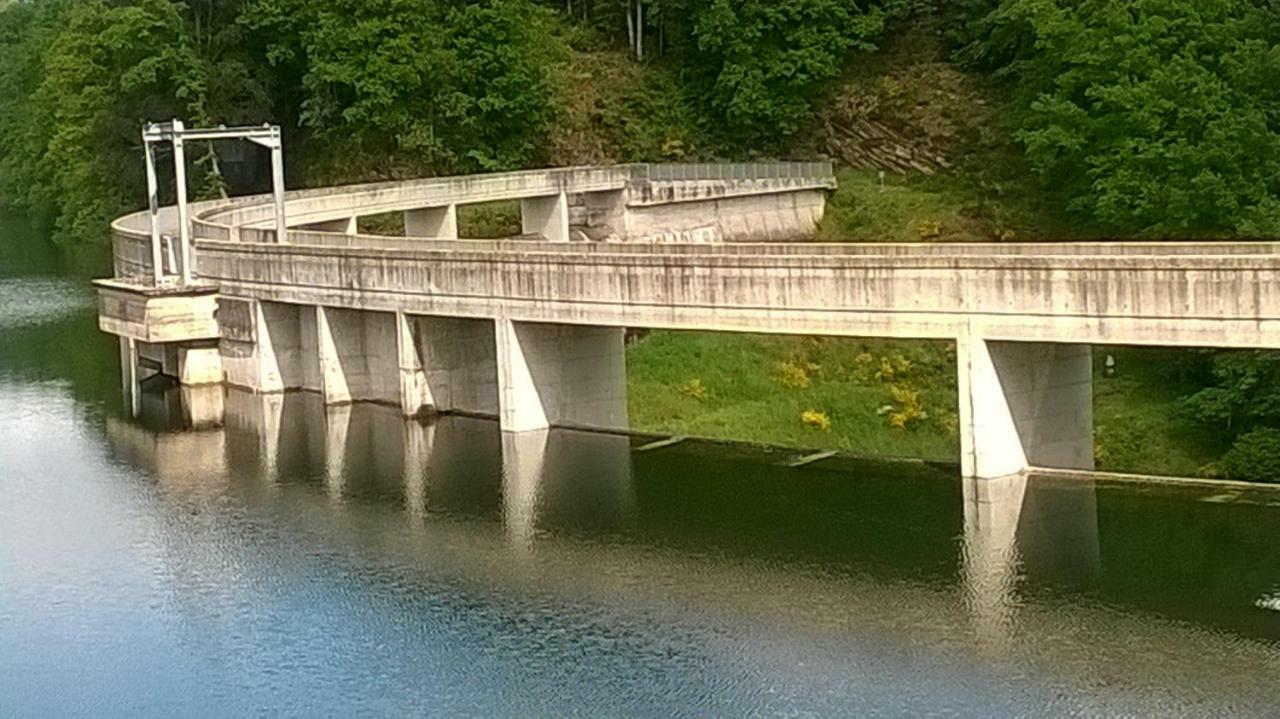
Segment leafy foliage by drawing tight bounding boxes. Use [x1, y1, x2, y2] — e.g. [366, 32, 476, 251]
[1220, 427, 1280, 483]
[690, 0, 886, 147]
[956, 0, 1280, 235]
[244, 0, 566, 177]
[0, 0, 209, 269]
[1174, 350, 1280, 481]
[1183, 351, 1280, 431]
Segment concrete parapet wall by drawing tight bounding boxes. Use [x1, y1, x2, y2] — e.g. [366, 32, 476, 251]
[192, 241, 1280, 349]
[95, 281, 220, 344]
[222, 165, 636, 231]
[623, 189, 826, 243]
[625, 178, 834, 206]
[109, 162, 838, 287]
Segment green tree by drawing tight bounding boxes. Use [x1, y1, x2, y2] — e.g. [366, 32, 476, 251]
[0, 0, 211, 269]
[245, 0, 566, 178]
[1220, 427, 1280, 482]
[689, 0, 886, 148]
[1183, 351, 1280, 431]
[963, 0, 1280, 235]
[1180, 350, 1280, 481]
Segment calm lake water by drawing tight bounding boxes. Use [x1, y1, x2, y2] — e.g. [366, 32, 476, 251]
[1, 223, 1279, 716]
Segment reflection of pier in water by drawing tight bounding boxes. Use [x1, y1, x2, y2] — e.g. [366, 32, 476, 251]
[106, 384, 1110, 650]
[116, 385, 637, 537]
[962, 474, 1100, 650]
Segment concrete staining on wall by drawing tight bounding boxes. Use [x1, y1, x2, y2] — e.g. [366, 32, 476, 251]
[623, 189, 827, 243]
[95, 162, 1280, 479]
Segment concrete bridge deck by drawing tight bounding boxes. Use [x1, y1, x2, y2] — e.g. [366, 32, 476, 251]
[97, 162, 1280, 479]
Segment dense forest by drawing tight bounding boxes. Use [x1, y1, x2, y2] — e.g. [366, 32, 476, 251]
[3, 0, 1280, 480]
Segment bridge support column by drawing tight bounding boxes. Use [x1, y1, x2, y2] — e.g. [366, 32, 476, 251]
[396, 312, 430, 416]
[957, 333, 1094, 478]
[299, 216, 357, 235]
[220, 300, 298, 394]
[520, 192, 570, 242]
[315, 306, 351, 404]
[120, 337, 140, 417]
[175, 344, 222, 385]
[134, 340, 221, 387]
[494, 319, 628, 433]
[404, 205, 457, 240]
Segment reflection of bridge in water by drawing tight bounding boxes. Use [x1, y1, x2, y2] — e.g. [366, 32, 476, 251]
[102, 382, 1280, 699]
[106, 384, 1109, 649]
[108, 385, 640, 549]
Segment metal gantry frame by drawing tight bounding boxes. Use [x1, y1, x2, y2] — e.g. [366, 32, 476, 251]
[143, 120, 287, 286]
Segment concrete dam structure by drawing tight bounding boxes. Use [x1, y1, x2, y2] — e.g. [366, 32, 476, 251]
[95, 137, 1280, 479]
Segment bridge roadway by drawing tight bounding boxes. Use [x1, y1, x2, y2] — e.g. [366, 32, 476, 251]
[95, 163, 1280, 479]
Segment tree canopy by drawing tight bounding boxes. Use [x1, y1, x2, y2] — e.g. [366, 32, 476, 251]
[0, 0, 209, 267]
[244, 0, 565, 177]
[954, 0, 1280, 236]
[3, 0, 1280, 266]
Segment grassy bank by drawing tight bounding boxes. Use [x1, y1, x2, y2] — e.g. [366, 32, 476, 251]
[626, 332, 1226, 477]
[816, 169, 1001, 243]
[626, 331, 959, 462]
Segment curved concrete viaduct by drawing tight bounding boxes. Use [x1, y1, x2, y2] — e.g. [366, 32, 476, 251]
[95, 161, 1280, 478]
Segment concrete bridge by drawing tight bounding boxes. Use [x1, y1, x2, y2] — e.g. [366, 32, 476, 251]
[95, 159, 1280, 479]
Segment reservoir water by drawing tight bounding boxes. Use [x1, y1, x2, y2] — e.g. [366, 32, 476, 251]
[1, 243, 1278, 715]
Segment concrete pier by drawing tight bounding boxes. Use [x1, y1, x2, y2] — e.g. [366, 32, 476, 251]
[958, 333, 1094, 479]
[316, 307, 400, 405]
[495, 319, 628, 433]
[404, 205, 457, 240]
[520, 192, 570, 243]
[399, 315, 498, 417]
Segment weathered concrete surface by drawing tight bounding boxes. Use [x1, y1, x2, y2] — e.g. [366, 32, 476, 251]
[495, 320, 628, 433]
[402, 314, 499, 417]
[958, 335, 1093, 478]
[623, 187, 827, 242]
[192, 242, 1280, 349]
[520, 192, 570, 243]
[94, 280, 219, 343]
[315, 306, 400, 405]
[404, 205, 457, 240]
[174, 345, 222, 385]
[298, 216, 357, 235]
[108, 163, 836, 285]
[98, 162, 1280, 478]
